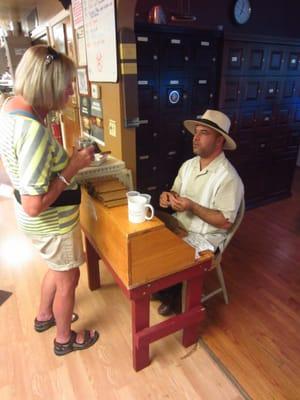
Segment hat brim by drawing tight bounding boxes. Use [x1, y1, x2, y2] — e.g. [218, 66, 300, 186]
[184, 120, 237, 151]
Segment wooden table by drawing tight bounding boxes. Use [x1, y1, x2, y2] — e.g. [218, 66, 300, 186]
[80, 189, 212, 371]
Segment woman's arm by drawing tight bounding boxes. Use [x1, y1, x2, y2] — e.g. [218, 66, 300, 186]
[21, 146, 94, 217]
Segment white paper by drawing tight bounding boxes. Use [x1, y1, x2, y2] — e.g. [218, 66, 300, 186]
[82, 0, 118, 82]
[183, 232, 215, 258]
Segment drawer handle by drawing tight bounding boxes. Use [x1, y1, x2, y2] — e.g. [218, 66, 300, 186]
[147, 186, 157, 191]
[260, 143, 266, 148]
[168, 151, 177, 156]
[138, 119, 149, 125]
[139, 155, 149, 160]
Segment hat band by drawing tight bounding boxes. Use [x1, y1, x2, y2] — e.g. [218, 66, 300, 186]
[197, 118, 228, 135]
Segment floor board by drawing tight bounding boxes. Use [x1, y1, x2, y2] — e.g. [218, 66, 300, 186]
[202, 167, 300, 400]
[0, 160, 243, 400]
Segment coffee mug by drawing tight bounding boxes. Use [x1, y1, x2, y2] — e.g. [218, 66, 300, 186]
[126, 191, 140, 200]
[128, 195, 154, 224]
[140, 193, 151, 204]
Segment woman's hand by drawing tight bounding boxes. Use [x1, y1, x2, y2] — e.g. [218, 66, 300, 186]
[69, 145, 95, 172]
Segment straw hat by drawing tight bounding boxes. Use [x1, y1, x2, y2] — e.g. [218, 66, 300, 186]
[184, 109, 237, 150]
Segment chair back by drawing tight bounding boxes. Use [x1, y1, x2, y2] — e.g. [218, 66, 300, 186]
[223, 197, 245, 252]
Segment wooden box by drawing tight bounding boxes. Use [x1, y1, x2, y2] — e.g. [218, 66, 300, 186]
[80, 189, 195, 288]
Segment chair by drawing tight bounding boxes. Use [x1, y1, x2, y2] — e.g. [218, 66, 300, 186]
[201, 197, 245, 304]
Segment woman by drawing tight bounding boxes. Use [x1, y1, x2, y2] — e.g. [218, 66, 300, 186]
[0, 45, 99, 355]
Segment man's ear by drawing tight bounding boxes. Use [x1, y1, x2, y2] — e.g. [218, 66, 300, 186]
[217, 134, 225, 148]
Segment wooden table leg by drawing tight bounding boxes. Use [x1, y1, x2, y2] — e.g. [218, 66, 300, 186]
[182, 275, 204, 347]
[84, 235, 101, 291]
[131, 296, 150, 371]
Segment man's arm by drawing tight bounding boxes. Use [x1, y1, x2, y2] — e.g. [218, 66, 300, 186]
[159, 162, 185, 208]
[169, 196, 232, 230]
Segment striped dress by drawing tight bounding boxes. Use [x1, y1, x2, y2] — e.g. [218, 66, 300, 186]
[0, 111, 80, 235]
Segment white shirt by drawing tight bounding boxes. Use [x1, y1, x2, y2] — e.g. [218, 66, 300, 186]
[171, 152, 244, 251]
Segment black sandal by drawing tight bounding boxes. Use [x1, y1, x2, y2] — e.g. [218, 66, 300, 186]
[34, 312, 79, 333]
[54, 329, 99, 356]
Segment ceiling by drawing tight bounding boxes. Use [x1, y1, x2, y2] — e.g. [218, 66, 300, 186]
[0, 0, 37, 29]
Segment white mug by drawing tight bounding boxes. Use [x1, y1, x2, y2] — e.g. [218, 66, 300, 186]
[126, 191, 140, 201]
[128, 195, 154, 224]
[140, 193, 151, 204]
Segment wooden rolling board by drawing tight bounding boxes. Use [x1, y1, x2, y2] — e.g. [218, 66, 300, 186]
[99, 189, 127, 202]
[93, 178, 126, 193]
[104, 198, 128, 207]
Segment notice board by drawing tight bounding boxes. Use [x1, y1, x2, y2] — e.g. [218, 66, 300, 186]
[82, 0, 118, 82]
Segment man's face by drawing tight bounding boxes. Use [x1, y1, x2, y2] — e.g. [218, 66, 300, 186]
[192, 124, 224, 157]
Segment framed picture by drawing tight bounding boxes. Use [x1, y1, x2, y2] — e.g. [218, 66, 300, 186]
[91, 82, 101, 99]
[76, 26, 87, 66]
[52, 22, 67, 54]
[77, 67, 89, 96]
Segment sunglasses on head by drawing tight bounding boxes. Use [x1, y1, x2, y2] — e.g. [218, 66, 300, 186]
[45, 46, 60, 66]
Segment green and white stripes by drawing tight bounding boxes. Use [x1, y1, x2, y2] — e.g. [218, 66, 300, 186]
[0, 113, 79, 235]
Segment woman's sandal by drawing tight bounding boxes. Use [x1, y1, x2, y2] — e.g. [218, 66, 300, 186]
[34, 312, 79, 333]
[54, 329, 99, 356]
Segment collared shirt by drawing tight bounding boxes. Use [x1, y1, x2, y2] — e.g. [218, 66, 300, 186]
[171, 152, 244, 251]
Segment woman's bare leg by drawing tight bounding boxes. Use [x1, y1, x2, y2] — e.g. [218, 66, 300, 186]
[36, 269, 57, 321]
[52, 268, 80, 343]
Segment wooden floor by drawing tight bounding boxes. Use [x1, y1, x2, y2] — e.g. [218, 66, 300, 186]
[0, 162, 242, 400]
[0, 161, 299, 400]
[202, 167, 300, 400]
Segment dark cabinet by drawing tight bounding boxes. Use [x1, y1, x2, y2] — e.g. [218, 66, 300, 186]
[135, 25, 221, 207]
[220, 35, 300, 207]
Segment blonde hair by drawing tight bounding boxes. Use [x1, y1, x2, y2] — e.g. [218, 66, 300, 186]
[14, 45, 75, 111]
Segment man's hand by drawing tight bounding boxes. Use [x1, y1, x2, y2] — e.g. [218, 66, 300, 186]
[169, 195, 194, 212]
[159, 191, 171, 208]
[159, 191, 180, 208]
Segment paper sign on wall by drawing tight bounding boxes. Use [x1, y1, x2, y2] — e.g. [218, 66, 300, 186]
[72, 0, 84, 29]
[109, 119, 117, 137]
[82, 0, 118, 82]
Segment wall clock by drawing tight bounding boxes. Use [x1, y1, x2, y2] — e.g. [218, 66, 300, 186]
[233, 0, 252, 25]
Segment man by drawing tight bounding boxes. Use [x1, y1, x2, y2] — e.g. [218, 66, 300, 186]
[156, 109, 244, 316]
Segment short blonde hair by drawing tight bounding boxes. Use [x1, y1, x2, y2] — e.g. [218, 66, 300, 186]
[14, 45, 75, 111]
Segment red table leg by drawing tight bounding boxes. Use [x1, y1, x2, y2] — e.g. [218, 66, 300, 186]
[84, 235, 101, 290]
[131, 296, 150, 371]
[182, 275, 205, 347]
